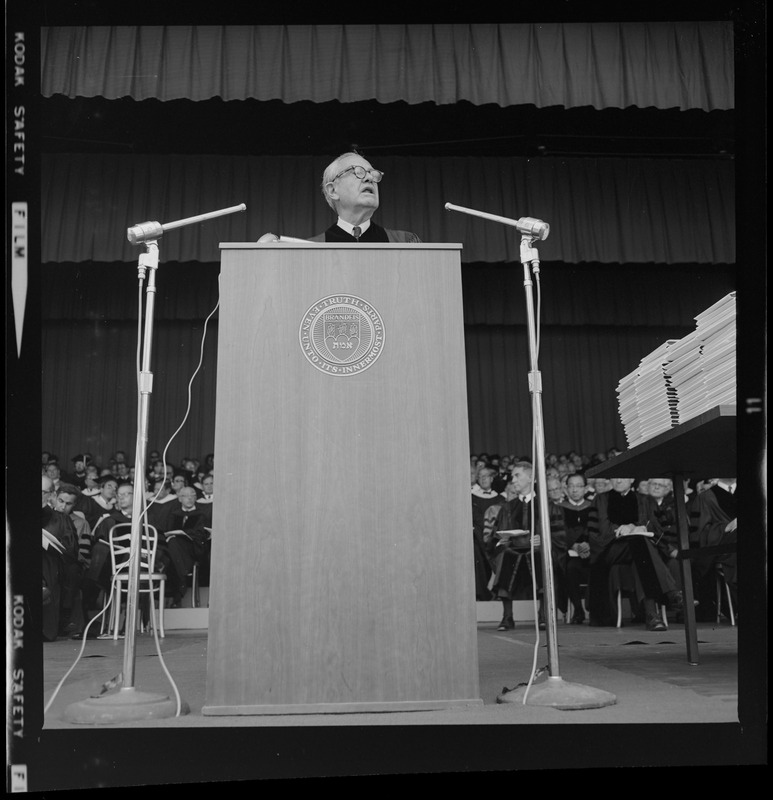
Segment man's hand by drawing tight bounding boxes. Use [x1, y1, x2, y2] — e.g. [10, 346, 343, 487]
[615, 523, 636, 538]
[725, 518, 737, 533]
[575, 541, 591, 559]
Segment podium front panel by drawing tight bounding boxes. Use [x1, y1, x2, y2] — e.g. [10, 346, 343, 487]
[204, 244, 481, 714]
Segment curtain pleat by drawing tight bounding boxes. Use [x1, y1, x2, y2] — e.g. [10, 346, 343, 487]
[40, 261, 735, 328]
[41, 317, 692, 468]
[42, 154, 735, 266]
[41, 319, 218, 469]
[41, 23, 734, 111]
[463, 325, 693, 458]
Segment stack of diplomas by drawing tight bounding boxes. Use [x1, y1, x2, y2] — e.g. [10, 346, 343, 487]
[616, 292, 736, 447]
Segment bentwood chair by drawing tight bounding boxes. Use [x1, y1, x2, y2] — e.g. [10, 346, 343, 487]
[101, 523, 166, 639]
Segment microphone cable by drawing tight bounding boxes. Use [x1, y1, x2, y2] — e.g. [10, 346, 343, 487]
[520, 265, 547, 704]
[46, 272, 221, 719]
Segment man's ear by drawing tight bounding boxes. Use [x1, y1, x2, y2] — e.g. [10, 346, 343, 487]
[324, 182, 338, 204]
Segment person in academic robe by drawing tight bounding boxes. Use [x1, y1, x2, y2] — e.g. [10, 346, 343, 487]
[164, 486, 211, 606]
[41, 474, 64, 641]
[144, 478, 180, 534]
[43, 482, 89, 637]
[195, 473, 214, 528]
[485, 461, 567, 631]
[557, 472, 594, 624]
[588, 477, 684, 631]
[471, 466, 502, 601]
[62, 454, 89, 490]
[80, 481, 136, 621]
[691, 478, 738, 618]
[75, 474, 118, 531]
[309, 152, 422, 243]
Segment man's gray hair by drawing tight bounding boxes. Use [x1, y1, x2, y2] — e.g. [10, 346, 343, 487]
[320, 152, 360, 210]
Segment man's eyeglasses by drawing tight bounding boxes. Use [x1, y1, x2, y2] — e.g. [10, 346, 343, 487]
[329, 165, 383, 183]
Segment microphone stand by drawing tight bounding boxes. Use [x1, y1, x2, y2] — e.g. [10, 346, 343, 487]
[64, 204, 245, 724]
[446, 203, 616, 710]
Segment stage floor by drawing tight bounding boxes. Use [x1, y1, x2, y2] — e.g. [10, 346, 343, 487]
[22, 616, 765, 787]
[42, 617, 740, 728]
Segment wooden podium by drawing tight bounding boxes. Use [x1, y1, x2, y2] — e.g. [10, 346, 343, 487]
[203, 243, 482, 714]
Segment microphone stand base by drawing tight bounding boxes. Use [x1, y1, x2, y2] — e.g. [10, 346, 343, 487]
[497, 676, 617, 710]
[63, 688, 189, 724]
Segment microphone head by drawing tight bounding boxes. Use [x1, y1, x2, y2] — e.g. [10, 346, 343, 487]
[127, 220, 164, 245]
[517, 217, 550, 241]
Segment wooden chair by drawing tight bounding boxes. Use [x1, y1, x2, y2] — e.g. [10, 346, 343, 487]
[101, 523, 166, 639]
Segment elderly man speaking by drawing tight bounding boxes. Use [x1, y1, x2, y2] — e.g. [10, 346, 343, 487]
[311, 152, 422, 244]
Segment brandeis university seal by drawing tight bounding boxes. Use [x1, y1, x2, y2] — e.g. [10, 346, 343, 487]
[299, 294, 385, 376]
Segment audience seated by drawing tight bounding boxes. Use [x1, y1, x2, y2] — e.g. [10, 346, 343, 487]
[546, 475, 566, 505]
[80, 464, 102, 497]
[691, 477, 738, 621]
[43, 442, 734, 641]
[170, 472, 190, 497]
[197, 473, 214, 527]
[485, 461, 568, 631]
[646, 477, 683, 596]
[63, 454, 89, 489]
[164, 486, 211, 607]
[557, 473, 594, 624]
[471, 466, 501, 601]
[43, 482, 89, 638]
[81, 481, 136, 628]
[144, 478, 180, 533]
[588, 477, 684, 631]
[44, 462, 63, 494]
[75, 474, 118, 532]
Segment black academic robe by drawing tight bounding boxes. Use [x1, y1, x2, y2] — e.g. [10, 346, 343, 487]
[42, 507, 85, 632]
[471, 490, 503, 600]
[691, 485, 738, 610]
[310, 222, 421, 243]
[486, 496, 568, 610]
[164, 505, 211, 600]
[588, 491, 677, 623]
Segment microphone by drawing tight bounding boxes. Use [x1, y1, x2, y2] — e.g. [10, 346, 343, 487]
[515, 216, 550, 241]
[127, 203, 247, 245]
[444, 202, 550, 241]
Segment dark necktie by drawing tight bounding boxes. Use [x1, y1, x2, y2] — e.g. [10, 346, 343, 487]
[352, 226, 361, 241]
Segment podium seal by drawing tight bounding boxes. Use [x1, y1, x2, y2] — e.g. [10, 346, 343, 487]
[299, 294, 386, 376]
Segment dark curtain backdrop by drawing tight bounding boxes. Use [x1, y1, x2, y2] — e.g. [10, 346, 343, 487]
[41, 154, 735, 266]
[41, 23, 733, 111]
[42, 317, 690, 468]
[38, 22, 737, 469]
[41, 261, 735, 466]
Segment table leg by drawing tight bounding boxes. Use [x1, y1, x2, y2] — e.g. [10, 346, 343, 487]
[673, 472, 699, 665]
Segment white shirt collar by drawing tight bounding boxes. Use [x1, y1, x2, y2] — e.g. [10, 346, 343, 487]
[717, 480, 736, 494]
[337, 217, 371, 236]
[471, 484, 497, 498]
